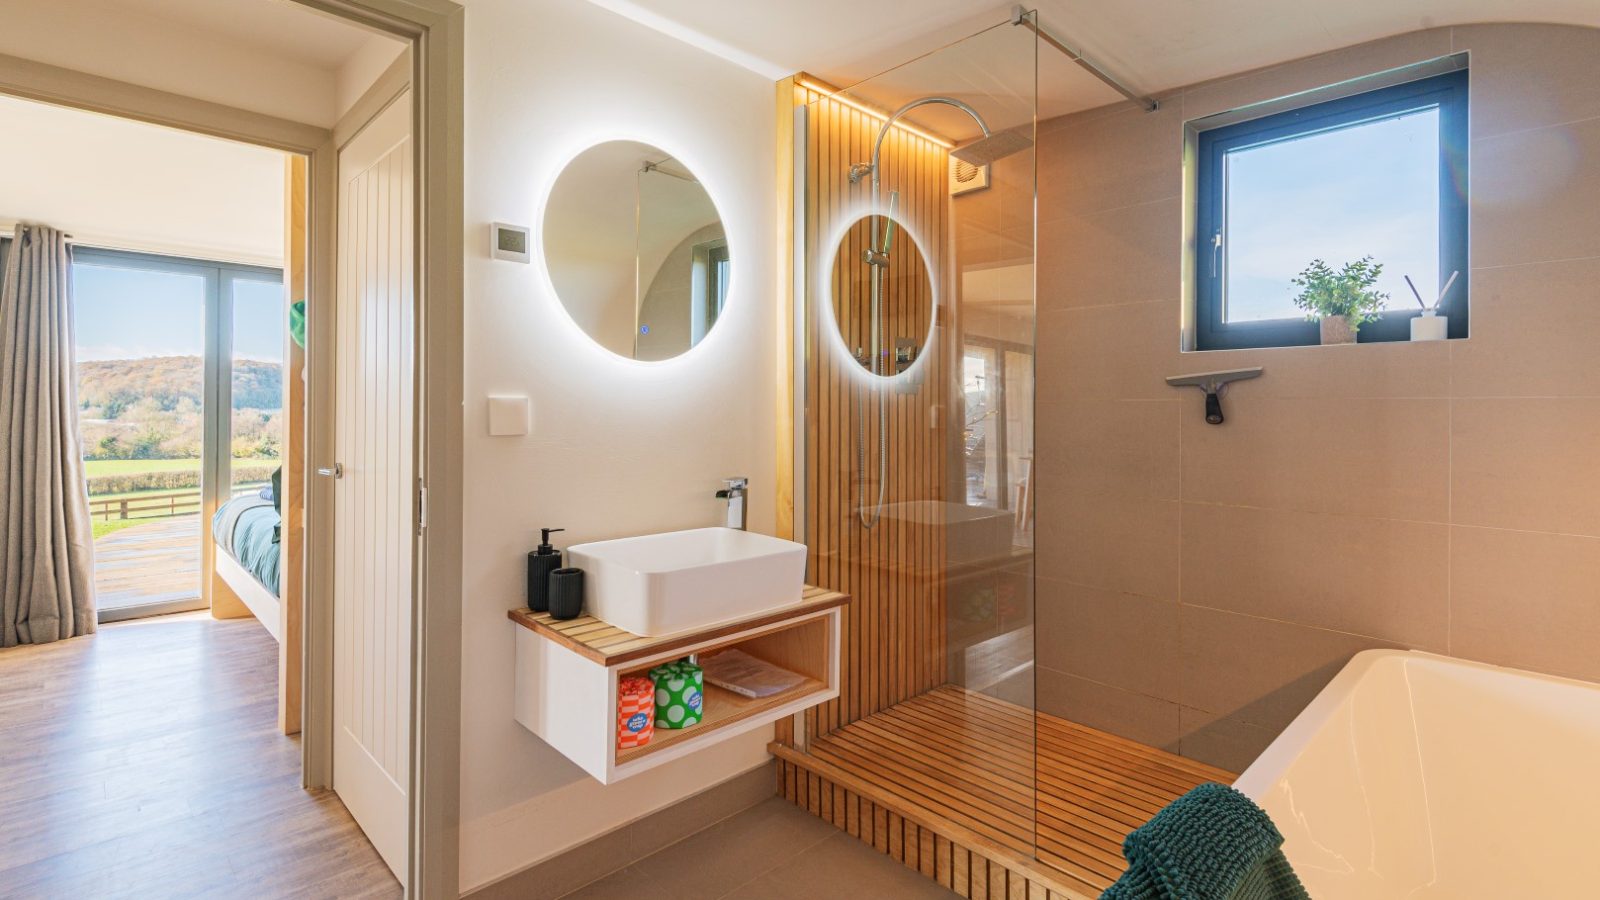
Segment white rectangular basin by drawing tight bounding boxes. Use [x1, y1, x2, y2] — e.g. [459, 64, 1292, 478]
[565, 527, 807, 637]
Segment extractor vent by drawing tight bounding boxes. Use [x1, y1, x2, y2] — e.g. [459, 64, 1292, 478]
[949, 158, 990, 195]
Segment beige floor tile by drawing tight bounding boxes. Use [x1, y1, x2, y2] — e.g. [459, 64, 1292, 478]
[561, 798, 836, 900]
[724, 832, 958, 899]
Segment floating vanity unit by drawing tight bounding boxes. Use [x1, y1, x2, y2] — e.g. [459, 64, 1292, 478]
[510, 584, 846, 783]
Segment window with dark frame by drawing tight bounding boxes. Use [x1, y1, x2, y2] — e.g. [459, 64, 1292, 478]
[1194, 69, 1469, 350]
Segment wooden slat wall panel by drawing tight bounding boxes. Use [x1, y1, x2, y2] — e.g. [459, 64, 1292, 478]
[792, 79, 949, 740]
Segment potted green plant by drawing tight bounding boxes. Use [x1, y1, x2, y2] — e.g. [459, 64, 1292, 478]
[1290, 257, 1388, 345]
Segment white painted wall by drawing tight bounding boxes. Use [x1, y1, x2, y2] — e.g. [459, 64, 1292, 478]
[458, 0, 779, 891]
[0, 94, 284, 265]
[0, 0, 404, 128]
[336, 34, 410, 120]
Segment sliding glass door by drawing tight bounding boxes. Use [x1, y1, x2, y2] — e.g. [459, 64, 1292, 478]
[71, 248, 282, 622]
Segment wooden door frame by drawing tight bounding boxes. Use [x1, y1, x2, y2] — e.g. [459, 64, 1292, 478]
[0, 1, 466, 894]
[297, 3, 465, 897]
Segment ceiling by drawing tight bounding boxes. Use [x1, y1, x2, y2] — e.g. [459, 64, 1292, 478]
[589, 0, 1600, 116]
[104, 0, 381, 69]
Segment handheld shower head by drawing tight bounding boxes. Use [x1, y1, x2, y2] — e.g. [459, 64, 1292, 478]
[881, 190, 899, 255]
[950, 129, 1033, 167]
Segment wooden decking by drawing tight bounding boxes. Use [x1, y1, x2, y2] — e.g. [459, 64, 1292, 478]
[775, 685, 1236, 898]
[92, 515, 201, 611]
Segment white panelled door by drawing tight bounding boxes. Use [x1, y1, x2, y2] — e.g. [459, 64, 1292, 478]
[333, 91, 413, 886]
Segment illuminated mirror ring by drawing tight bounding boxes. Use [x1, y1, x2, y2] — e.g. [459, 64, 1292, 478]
[816, 203, 939, 386]
[541, 139, 731, 362]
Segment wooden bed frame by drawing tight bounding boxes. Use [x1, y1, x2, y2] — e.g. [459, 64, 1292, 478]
[212, 544, 282, 644]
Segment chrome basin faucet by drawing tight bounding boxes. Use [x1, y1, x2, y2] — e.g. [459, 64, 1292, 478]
[716, 477, 749, 530]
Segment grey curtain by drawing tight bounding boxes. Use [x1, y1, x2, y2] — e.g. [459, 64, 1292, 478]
[1, 224, 96, 646]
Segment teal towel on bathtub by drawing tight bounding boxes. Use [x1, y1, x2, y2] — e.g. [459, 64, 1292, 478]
[1101, 783, 1308, 900]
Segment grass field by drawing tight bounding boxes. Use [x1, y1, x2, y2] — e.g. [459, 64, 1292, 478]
[83, 456, 271, 536]
[92, 518, 147, 540]
[83, 459, 201, 477]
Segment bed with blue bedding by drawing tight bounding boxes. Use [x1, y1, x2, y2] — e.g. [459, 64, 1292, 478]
[212, 493, 281, 596]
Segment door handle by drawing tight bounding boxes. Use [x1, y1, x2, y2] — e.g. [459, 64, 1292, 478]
[317, 463, 344, 479]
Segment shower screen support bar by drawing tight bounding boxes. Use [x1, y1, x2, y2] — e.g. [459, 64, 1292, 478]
[1012, 6, 1160, 113]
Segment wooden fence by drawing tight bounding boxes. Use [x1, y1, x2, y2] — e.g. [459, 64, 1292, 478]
[88, 483, 268, 522]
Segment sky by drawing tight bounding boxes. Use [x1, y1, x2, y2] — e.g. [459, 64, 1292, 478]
[1223, 108, 1443, 322]
[73, 262, 284, 362]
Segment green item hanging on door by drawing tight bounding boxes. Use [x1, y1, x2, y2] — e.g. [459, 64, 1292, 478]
[649, 659, 704, 729]
[289, 300, 307, 349]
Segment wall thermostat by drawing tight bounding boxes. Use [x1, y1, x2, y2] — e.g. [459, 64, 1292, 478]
[490, 222, 531, 263]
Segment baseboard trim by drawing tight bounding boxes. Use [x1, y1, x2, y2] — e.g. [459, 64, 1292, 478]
[463, 761, 776, 899]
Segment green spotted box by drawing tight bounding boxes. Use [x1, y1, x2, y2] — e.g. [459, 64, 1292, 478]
[649, 659, 704, 729]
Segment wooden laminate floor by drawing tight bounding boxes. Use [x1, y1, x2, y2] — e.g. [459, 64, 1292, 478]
[0, 613, 398, 899]
[803, 685, 1236, 894]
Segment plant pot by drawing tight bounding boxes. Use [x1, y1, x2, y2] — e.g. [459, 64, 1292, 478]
[1319, 315, 1357, 345]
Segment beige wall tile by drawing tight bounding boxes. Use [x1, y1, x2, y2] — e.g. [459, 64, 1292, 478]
[1036, 577, 1180, 699]
[1180, 605, 1403, 730]
[1181, 341, 1449, 399]
[1035, 398, 1179, 501]
[1181, 29, 1454, 120]
[1452, 398, 1600, 537]
[1472, 118, 1600, 269]
[1450, 526, 1600, 683]
[1035, 489, 1179, 600]
[1037, 300, 1184, 401]
[1037, 666, 1184, 752]
[1178, 706, 1280, 775]
[1455, 23, 1600, 140]
[1181, 503, 1448, 647]
[1037, 99, 1186, 214]
[1180, 398, 1450, 521]
[1451, 257, 1600, 398]
[1038, 197, 1180, 311]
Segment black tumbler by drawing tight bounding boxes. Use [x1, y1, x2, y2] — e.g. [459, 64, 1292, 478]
[548, 568, 585, 620]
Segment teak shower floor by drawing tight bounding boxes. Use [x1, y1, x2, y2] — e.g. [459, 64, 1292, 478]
[773, 685, 1235, 898]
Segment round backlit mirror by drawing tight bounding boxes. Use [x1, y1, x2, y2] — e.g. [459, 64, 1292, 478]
[828, 211, 935, 377]
[543, 141, 730, 360]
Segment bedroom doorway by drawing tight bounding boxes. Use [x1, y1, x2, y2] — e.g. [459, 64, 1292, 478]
[73, 248, 286, 625]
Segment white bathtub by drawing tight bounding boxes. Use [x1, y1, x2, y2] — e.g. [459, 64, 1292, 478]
[1235, 650, 1599, 898]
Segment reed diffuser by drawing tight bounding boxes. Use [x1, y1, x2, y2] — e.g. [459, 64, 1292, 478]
[1405, 270, 1458, 341]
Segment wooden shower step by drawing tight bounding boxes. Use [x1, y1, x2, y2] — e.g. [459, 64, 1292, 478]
[772, 685, 1235, 899]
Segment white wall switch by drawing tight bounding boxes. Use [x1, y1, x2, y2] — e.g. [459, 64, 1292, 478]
[487, 395, 531, 436]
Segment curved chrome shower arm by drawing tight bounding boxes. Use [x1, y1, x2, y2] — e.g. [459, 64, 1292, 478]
[868, 96, 991, 178]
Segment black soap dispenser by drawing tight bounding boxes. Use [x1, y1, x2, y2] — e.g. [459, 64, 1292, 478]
[527, 528, 565, 613]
